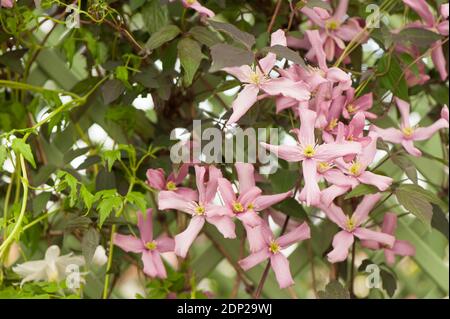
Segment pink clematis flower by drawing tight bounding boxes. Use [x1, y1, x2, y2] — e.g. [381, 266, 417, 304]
[114, 209, 175, 278]
[181, 0, 215, 17]
[1, 0, 14, 7]
[402, 0, 449, 80]
[158, 165, 236, 257]
[320, 194, 395, 263]
[371, 97, 449, 157]
[261, 109, 361, 206]
[321, 132, 393, 206]
[289, 0, 365, 62]
[238, 220, 310, 289]
[217, 163, 292, 229]
[146, 164, 197, 201]
[361, 213, 415, 265]
[223, 30, 311, 124]
[340, 88, 375, 120]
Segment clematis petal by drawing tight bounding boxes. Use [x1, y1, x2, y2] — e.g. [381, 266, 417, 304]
[222, 65, 253, 83]
[114, 234, 144, 253]
[332, 0, 349, 21]
[158, 190, 194, 214]
[302, 159, 322, 206]
[270, 253, 295, 289]
[237, 210, 262, 227]
[184, 0, 215, 17]
[413, 118, 449, 141]
[321, 184, 351, 207]
[151, 251, 168, 279]
[137, 209, 153, 243]
[260, 78, 311, 101]
[370, 125, 404, 144]
[239, 249, 271, 271]
[141, 251, 158, 277]
[271, 29, 287, 47]
[314, 141, 361, 162]
[254, 191, 292, 211]
[327, 230, 354, 263]
[305, 30, 327, 70]
[146, 168, 166, 190]
[395, 97, 411, 129]
[352, 193, 382, 226]
[353, 227, 395, 248]
[155, 236, 175, 253]
[357, 171, 393, 191]
[175, 187, 199, 201]
[235, 162, 256, 194]
[391, 239, 416, 257]
[360, 240, 381, 250]
[260, 142, 304, 162]
[403, 0, 435, 27]
[298, 108, 317, 146]
[277, 222, 311, 248]
[227, 84, 259, 124]
[401, 140, 422, 157]
[206, 215, 236, 238]
[174, 216, 205, 258]
[217, 178, 237, 208]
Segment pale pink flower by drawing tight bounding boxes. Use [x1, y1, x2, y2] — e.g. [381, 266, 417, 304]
[361, 213, 415, 265]
[217, 163, 292, 229]
[261, 109, 361, 206]
[223, 30, 310, 124]
[319, 194, 396, 263]
[341, 88, 375, 120]
[181, 0, 215, 17]
[114, 209, 175, 278]
[402, 0, 449, 80]
[146, 164, 197, 201]
[0, 0, 14, 8]
[289, 0, 366, 62]
[371, 98, 449, 157]
[158, 165, 236, 257]
[238, 220, 310, 289]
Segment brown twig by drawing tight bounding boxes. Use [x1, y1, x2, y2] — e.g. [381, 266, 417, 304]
[267, 0, 283, 34]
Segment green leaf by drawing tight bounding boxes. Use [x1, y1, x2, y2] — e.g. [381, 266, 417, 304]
[101, 79, 125, 104]
[395, 185, 434, 229]
[145, 25, 181, 51]
[97, 196, 122, 227]
[264, 45, 306, 68]
[82, 228, 100, 266]
[378, 55, 408, 101]
[209, 43, 254, 72]
[142, 0, 169, 34]
[317, 281, 350, 299]
[32, 192, 51, 216]
[0, 145, 7, 170]
[297, 0, 332, 10]
[391, 154, 418, 184]
[102, 150, 121, 172]
[189, 26, 221, 47]
[80, 185, 95, 211]
[208, 20, 255, 49]
[57, 171, 79, 207]
[344, 184, 379, 200]
[12, 138, 36, 168]
[177, 38, 205, 86]
[126, 191, 148, 213]
[115, 66, 129, 83]
[393, 28, 442, 48]
[273, 198, 308, 220]
[380, 268, 397, 298]
[431, 204, 449, 240]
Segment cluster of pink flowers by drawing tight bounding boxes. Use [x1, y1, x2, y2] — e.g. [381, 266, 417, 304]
[113, 1, 448, 290]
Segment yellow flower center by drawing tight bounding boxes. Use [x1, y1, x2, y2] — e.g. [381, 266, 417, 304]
[186, 0, 196, 5]
[347, 104, 357, 114]
[232, 202, 244, 213]
[328, 118, 338, 131]
[345, 217, 356, 232]
[326, 20, 340, 31]
[166, 181, 177, 191]
[402, 127, 414, 138]
[303, 145, 316, 158]
[269, 240, 281, 254]
[249, 71, 262, 84]
[145, 241, 157, 251]
[247, 203, 254, 210]
[317, 161, 331, 173]
[194, 204, 206, 215]
[349, 161, 362, 176]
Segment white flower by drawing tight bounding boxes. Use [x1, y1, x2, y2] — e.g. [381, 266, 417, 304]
[12, 245, 85, 286]
[92, 245, 108, 266]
